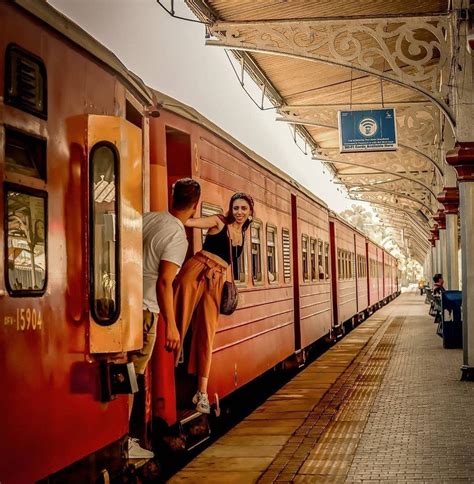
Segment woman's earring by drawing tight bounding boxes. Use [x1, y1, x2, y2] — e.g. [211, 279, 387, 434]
[248, 216, 253, 222]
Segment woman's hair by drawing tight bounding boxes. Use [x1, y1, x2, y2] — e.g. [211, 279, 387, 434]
[225, 192, 254, 232]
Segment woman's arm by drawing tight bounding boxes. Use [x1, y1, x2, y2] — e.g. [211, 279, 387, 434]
[184, 214, 223, 230]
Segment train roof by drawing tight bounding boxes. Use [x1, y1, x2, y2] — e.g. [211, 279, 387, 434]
[12, 0, 154, 106]
[153, 89, 328, 210]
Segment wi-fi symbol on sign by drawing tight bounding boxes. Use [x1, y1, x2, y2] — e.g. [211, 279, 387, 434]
[358, 118, 378, 137]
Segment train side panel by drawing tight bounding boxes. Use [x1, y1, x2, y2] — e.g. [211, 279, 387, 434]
[367, 240, 378, 307]
[295, 195, 332, 348]
[332, 217, 357, 325]
[355, 232, 368, 313]
[0, 4, 145, 481]
[148, 111, 296, 408]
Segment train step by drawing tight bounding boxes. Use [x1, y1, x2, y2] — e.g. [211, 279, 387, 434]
[164, 409, 211, 452]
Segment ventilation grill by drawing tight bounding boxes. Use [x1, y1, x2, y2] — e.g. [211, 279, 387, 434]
[4, 44, 47, 119]
[282, 228, 291, 282]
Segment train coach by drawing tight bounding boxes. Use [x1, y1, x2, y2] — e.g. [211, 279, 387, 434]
[0, 2, 398, 482]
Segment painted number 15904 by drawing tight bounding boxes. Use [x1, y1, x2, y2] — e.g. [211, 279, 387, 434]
[16, 308, 43, 331]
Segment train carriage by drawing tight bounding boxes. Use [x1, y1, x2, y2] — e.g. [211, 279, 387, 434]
[354, 231, 368, 316]
[0, 2, 152, 482]
[0, 2, 400, 482]
[329, 213, 358, 328]
[367, 240, 381, 309]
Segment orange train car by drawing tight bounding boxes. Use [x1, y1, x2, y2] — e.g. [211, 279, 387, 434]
[0, 2, 151, 482]
[0, 2, 399, 482]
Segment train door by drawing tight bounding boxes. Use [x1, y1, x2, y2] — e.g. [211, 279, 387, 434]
[365, 241, 370, 307]
[148, 123, 195, 429]
[70, 115, 144, 354]
[291, 194, 301, 350]
[329, 220, 338, 327]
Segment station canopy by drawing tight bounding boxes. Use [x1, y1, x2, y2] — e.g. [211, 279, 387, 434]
[185, 0, 456, 263]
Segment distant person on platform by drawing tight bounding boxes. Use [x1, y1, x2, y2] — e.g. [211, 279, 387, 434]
[433, 273, 445, 296]
[128, 178, 201, 459]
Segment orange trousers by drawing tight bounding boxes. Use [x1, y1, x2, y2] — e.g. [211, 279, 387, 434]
[173, 252, 227, 379]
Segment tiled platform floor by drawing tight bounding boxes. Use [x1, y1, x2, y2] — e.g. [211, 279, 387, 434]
[170, 290, 474, 483]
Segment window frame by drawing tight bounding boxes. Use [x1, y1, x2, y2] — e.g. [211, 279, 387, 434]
[200, 201, 223, 245]
[89, 141, 121, 326]
[4, 43, 48, 120]
[310, 237, 317, 282]
[301, 234, 309, 282]
[4, 182, 48, 297]
[250, 219, 264, 285]
[282, 227, 291, 283]
[317, 239, 324, 281]
[266, 223, 278, 285]
[324, 242, 330, 280]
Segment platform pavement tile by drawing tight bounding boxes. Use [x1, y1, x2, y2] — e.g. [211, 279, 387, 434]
[183, 456, 274, 472]
[216, 434, 290, 447]
[298, 457, 352, 475]
[246, 410, 309, 420]
[293, 372, 342, 383]
[198, 443, 283, 459]
[294, 474, 347, 482]
[282, 381, 333, 389]
[257, 399, 316, 411]
[230, 423, 303, 436]
[168, 470, 261, 483]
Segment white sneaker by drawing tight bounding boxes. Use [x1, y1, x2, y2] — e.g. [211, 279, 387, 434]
[128, 437, 154, 459]
[194, 392, 210, 414]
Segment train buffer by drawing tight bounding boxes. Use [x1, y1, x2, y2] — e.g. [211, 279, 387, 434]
[170, 288, 474, 483]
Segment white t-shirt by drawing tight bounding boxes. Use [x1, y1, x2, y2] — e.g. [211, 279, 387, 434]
[143, 212, 188, 313]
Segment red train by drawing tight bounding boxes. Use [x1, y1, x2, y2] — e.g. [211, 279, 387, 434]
[0, 2, 399, 482]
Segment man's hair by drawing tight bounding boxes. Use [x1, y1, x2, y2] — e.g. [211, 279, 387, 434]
[172, 178, 201, 210]
[433, 273, 443, 283]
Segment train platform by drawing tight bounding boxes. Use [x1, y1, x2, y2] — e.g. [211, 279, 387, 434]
[170, 289, 474, 483]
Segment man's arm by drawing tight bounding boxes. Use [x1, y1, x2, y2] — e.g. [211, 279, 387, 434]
[156, 260, 181, 352]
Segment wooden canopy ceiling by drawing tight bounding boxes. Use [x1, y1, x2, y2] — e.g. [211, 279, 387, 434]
[186, 0, 455, 262]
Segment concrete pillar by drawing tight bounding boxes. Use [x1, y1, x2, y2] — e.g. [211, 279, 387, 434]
[434, 211, 448, 285]
[446, 213, 460, 290]
[438, 182, 460, 290]
[447, 143, 474, 380]
[435, 239, 442, 280]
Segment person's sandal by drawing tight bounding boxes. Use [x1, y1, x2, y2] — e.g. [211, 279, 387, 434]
[194, 392, 210, 414]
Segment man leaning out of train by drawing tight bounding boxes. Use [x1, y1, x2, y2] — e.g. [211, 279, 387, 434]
[128, 177, 201, 459]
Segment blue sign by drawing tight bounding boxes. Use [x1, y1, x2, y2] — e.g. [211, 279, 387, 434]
[338, 109, 397, 152]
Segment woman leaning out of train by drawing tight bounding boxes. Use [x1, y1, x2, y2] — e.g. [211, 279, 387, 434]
[173, 192, 254, 413]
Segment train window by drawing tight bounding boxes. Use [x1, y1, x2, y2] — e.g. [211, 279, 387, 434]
[251, 220, 263, 284]
[337, 249, 341, 280]
[324, 242, 330, 280]
[5, 127, 47, 180]
[5, 44, 47, 119]
[266, 224, 277, 284]
[318, 240, 324, 280]
[89, 142, 120, 325]
[310, 238, 317, 282]
[235, 243, 248, 285]
[200, 202, 223, 244]
[5, 184, 47, 296]
[301, 235, 309, 282]
[282, 228, 291, 283]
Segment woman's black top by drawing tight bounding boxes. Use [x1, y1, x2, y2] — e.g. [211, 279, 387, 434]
[203, 225, 244, 278]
